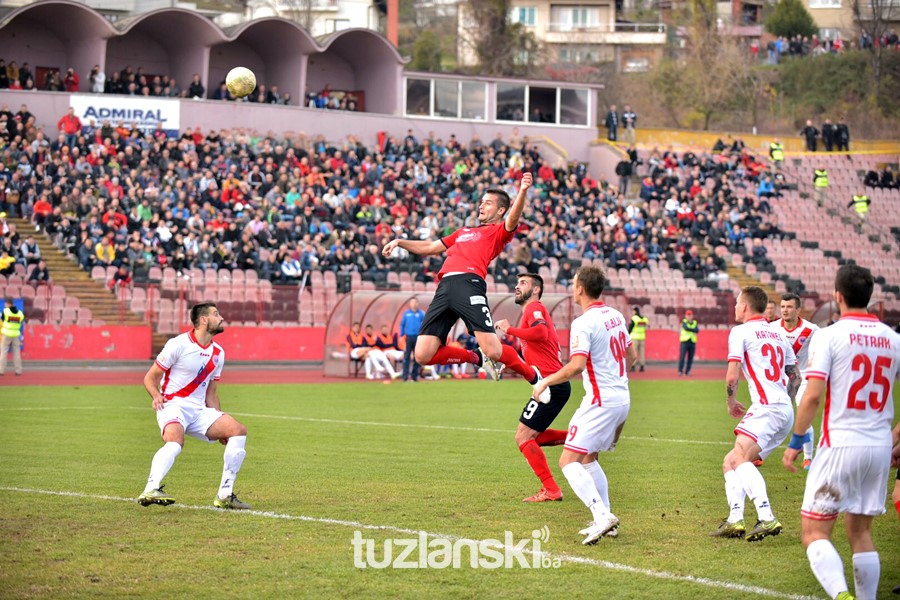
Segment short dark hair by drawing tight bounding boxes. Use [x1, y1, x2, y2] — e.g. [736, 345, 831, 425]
[190, 302, 217, 327]
[740, 286, 769, 314]
[780, 293, 801, 309]
[485, 188, 511, 213]
[766, 300, 776, 307]
[575, 266, 607, 299]
[518, 272, 544, 299]
[835, 264, 873, 309]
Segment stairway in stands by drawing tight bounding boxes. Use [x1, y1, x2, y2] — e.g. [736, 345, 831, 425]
[697, 244, 780, 302]
[11, 217, 144, 327]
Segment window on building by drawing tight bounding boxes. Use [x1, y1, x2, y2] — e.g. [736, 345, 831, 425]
[560, 88, 588, 125]
[497, 84, 526, 122]
[510, 6, 537, 25]
[550, 5, 601, 30]
[461, 81, 486, 120]
[528, 86, 557, 123]
[405, 79, 431, 116]
[809, 0, 840, 6]
[434, 79, 459, 118]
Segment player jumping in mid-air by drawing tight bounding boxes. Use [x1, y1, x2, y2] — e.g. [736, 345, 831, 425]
[495, 273, 570, 502]
[712, 286, 799, 542]
[533, 266, 636, 544]
[773, 292, 819, 469]
[138, 302, 251, 510]
[784, 265, 900, 600]
[381, 172, 549, 401]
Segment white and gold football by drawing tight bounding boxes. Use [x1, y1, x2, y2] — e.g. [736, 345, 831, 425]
[226, 66, 256, 99]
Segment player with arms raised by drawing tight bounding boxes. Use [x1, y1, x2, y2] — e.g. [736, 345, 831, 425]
[775, 292, 819, 469]
[533, 266, 636, 544]
[382, 173, 547, 399]
[712, 286, 799, 541]
[137, 302, 250, 510]
[495, 273, 570, 502]
[783, 265, 900, 600]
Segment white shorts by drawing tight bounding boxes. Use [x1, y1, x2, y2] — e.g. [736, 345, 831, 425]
[350, 348, 368, 360]
[801, 446, 891, 520]
[734, 403, 794, 460]
[564, 403, 630, 455]
[156, 401, 223, 443]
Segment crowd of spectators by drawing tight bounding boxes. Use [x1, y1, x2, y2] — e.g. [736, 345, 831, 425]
[0, 105, 794, 295]
[864, 165, 898, 190]
[759, 31, 900, 64]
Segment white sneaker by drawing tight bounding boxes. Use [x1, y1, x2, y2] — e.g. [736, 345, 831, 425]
[531, 367, 551, 404]
[578, 521, 618, 538]
[365, 374, 375, 380]
[581, 513, 619, 545]
[479, 349, 503, 381]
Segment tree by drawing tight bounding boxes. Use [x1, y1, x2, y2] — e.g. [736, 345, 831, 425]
[765, 0, 818, 39]
[460, 0, 545, 77]
[411, 30, 443, 72]
[850, 0, 900, 106]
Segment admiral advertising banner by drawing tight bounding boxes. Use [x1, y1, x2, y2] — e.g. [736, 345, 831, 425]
[70, 94, 180, 137]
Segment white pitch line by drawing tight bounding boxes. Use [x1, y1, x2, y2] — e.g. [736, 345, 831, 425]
[0, 406, 106, 412]
[230, 412, 734, 446]
[0, 486, 819, 600]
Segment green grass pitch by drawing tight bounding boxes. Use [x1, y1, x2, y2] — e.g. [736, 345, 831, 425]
[1, 379, 897, 599]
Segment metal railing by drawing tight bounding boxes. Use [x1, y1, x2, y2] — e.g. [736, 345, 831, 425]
[547, 22, 666, 33]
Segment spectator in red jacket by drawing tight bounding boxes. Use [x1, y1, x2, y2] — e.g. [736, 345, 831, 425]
[63, 67, 80, 92]
[57, 107, 82, 149]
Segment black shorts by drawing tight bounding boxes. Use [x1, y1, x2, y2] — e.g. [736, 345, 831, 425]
[420, 274, 495, 341]
[519, 381, 571, 432]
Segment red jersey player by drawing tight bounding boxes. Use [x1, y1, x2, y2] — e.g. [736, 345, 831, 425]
[783, 265, 900, 600]
[495, 273, 570, 502]
[381, 172, 546, 398]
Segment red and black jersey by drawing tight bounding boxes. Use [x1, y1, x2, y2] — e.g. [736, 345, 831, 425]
[515, 300, 563, 376]
[438, 222, 515, 281]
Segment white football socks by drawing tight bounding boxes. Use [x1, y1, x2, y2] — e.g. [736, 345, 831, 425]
[734, 461, 774, 521]
[562, 462, 611, 521]
[807, 539, 848, 599]
[852, 551, 880, 600]
[583, 461, 610, 510]
[723, 469, 746, 523]
[218, 436, 247, 500]
[144, 441, 182, 493]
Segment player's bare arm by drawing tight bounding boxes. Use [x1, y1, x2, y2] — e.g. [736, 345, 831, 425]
[144, 363, 167, 411]
[625, 344, 637, 369]
[782, 377, 825, 472]
[533, 354, 587, 399]
[784, 363, 801, 401]
[504, 172, 532, 232]
[725, 361, 744, 418]
[205, 379, 221, 412]
[382, 238, 446, 258]
[494, 318, 510, 334]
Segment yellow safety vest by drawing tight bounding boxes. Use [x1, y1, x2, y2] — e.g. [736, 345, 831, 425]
[2, 307, 24, 338]
[852, 195, 869, 215]
[680, 319, 698, 343]
[770, 143, 784, 162]
[814, 170, 829, 188]
[631, 315, 649, 341]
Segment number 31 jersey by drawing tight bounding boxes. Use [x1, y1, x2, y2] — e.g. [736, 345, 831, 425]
[805, 313, 899, 448]
[728, 316, 796, 406]
[569, 301, 632, 409]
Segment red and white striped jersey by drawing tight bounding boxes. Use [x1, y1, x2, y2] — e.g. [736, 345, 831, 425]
[569, 301, 632, 408]
[155, 330, 225, 406]
[805, 313, 899, 448]
[774, 318, 819, 376]
[728, 316, 796, 406]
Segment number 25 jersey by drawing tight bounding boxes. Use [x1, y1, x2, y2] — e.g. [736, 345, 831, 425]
[805, 313, 899, 448]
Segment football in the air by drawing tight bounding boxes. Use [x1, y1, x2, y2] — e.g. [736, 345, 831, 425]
[226, 66, 256, 98]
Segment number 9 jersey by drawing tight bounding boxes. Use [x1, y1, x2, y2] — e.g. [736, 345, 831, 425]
[728, 316, 797, 406]
[569, 301, 632, 408]
[805, 312, 899, 448]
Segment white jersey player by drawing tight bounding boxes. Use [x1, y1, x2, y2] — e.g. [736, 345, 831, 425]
[711, 286, 800, 542]
[533, 266, 637, 545]
[138, 302, 251, 510]
[784, 265, 900, 600]
[775, 292, 819, 468]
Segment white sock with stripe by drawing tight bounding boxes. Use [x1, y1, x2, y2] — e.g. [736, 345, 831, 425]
[803, 425, 815, 461]
[723, 469, 746, 523]
[583, 461, 610, 510]
[806, 539, 848, 599]
[734, 461, 774, 522]
[218, 436, 247, 500]
[561, 462, 610, 521]
[144, 441, 181, 494]
[852, 551, 880, 600]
